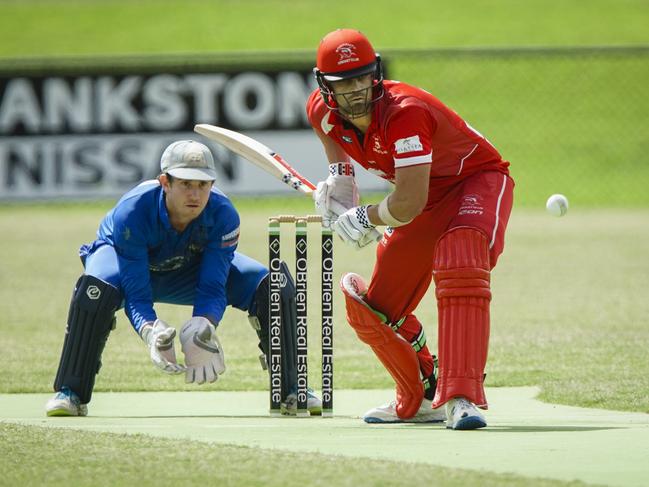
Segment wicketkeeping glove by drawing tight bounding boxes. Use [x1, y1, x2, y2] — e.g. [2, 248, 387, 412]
[333, 205, 381, 250]
[180, 317, 226, 384]
[140, 319, 185, 375]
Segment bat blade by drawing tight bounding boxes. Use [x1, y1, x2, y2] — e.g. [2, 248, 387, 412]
[194, 124, 315, 194]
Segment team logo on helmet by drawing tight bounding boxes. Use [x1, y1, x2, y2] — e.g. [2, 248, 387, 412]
[336, 43, 360, 65]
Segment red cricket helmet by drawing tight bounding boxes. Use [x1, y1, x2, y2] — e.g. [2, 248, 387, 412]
[313, 29, 384, 116]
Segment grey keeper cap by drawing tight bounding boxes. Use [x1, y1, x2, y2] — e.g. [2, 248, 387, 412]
[160, 140, 217, 181]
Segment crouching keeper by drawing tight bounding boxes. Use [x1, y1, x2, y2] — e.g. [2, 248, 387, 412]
[46, 140, 321, 417]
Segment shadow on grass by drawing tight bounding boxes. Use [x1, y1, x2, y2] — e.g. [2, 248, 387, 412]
[74, 415, 351, 420]
[42, 417, 624, 433]
[374, 424, 622, 433]
[479, 425, 622, 433]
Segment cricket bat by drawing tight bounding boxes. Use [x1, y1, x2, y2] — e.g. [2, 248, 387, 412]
[194, 124, 316, 194]
[194, 123, 383, 245]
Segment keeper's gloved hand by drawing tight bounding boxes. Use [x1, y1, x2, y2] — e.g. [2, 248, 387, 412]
[333, 205, 381, 250]
[140, 319, 185, 375]
[180, 317, 225, 384]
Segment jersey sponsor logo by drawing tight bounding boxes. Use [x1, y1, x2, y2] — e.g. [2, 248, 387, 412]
[336, 43, 360, 65]
[372, 135, 388, 154]
[394, 135, 423, 155]
[458, 193, 484, 216]
[221, 226, 240, 248]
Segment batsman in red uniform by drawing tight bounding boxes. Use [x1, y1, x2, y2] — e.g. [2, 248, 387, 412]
[307, 29, 514, 429]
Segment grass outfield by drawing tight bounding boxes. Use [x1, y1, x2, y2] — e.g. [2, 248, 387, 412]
[0, 422, 592, 487]
[1, 0, 648, 58]
[1, 198, 648, 414]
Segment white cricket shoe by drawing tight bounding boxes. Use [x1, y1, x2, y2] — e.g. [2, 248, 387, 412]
[363, 398, 446, 424]
[445, 396, 486, 430]
[45, 387, 88, 417]
[281, 389, 322, 416]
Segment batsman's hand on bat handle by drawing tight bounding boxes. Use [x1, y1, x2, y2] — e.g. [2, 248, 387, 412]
[313, 180, 336, 228]
[329, 198, 382, 247]
[333, 205, 381, 250]
[316, 196, 381, 248]
[140, 319, 185, 375]
[180, 316, 226, 385]
[313, 162, 360, 227]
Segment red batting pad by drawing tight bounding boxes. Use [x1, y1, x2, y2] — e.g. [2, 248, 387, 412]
[432, 227, 491, 409]
[341, 273, 424, 418]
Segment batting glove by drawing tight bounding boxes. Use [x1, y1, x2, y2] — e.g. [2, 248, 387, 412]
[140, 319, 185, 375]
[180, 317, 226, 385]
[333, 205, 381, 250]
[313, 163, 359, 228]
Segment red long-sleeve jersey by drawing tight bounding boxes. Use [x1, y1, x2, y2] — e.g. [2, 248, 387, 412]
[306, 80, 510, 205]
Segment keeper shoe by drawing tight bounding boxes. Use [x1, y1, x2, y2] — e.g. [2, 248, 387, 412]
[281, 388, 322, 416]
[45, 387, 88, 417]
[363, 398, 446, 424]
[445, 396, 487, 430]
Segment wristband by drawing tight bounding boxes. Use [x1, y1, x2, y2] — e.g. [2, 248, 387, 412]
[328, 162, 355, 177]
[378, 197, 413, 227]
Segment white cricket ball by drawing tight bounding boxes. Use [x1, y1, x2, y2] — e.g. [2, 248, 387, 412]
[546, 194, 569, 217]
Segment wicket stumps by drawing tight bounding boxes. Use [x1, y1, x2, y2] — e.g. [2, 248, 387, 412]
[268, 215, 333, 417]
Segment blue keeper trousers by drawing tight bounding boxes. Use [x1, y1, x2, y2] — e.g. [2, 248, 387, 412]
[82, 243, 267, 315]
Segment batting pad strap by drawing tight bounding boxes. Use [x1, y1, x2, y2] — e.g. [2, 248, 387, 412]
[378, 196, 412, 227]
[410, 327, 427, 353]
[423, 356, 439, 400]
[388, 316, 406, 332]
[391, 316, 427, 352]
[329, 162, 355, 177]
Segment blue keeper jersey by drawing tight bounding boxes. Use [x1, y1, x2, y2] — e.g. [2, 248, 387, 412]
[94, 180, 240, 330]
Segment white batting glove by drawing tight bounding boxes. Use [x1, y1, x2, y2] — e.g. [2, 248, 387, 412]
[333, 205, 380, 250]
[180, 317, 225, 385]
[140, 319, 185, 375]
[313, 163, 359, 228]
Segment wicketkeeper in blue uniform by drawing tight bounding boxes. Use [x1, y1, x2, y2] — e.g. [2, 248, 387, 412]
[45, 140, 320, 417]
